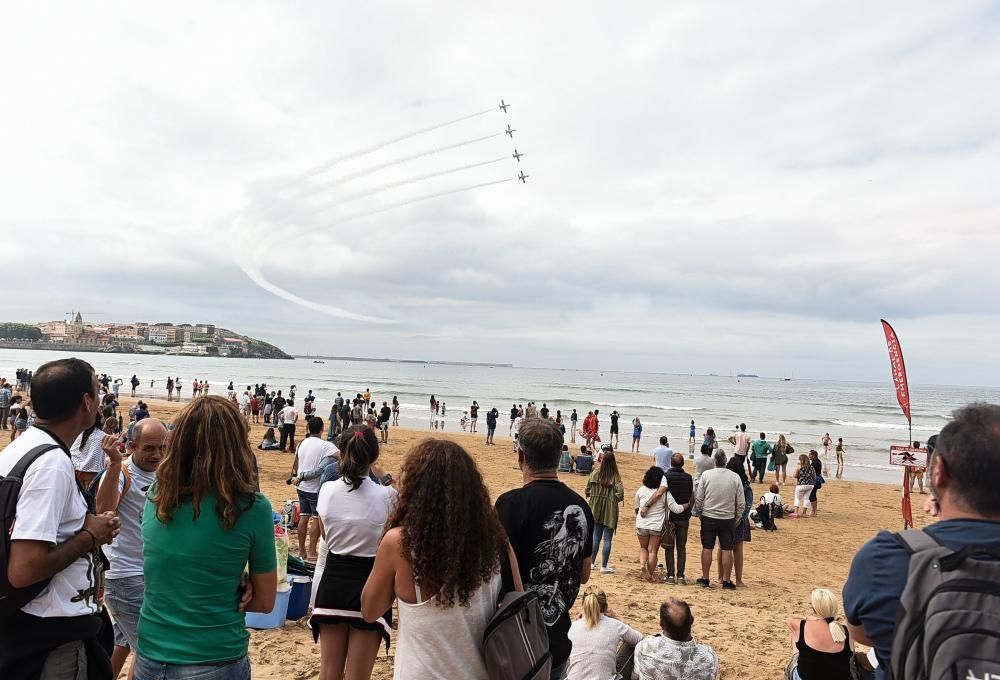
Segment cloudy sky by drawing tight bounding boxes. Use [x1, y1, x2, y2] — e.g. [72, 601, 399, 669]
[2, 2, 998, 385]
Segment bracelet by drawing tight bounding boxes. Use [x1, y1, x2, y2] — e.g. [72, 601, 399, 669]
[79, 528, 97, 550]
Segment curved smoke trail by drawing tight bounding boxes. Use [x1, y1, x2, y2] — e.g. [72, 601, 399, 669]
[236, 177, 513, 322]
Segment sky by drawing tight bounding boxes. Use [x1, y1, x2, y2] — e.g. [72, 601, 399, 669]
[1, 2, 999, 386]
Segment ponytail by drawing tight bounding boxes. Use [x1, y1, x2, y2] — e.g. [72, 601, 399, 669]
[581, 586, 607, 630]
[336, 425, 380, 490]
[810, 588, 846, 643]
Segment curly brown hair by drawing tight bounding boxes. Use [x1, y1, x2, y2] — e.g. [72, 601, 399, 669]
[389, 439, 508, 607]
[150, 395, 259, 529]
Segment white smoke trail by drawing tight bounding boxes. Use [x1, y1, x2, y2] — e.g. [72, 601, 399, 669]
[301, 108, 494, 179]
[311, 157, 506, 214]
[235, 177, 512, 322]
[296, 133, 502, 201]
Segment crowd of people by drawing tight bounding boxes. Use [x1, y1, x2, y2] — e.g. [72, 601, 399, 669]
[2, 358, 997, 680]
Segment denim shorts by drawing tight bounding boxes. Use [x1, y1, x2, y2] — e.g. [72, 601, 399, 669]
[105, 575, 144, 649]
[134, 654, 250, 680]
[297, 490, 319, 516]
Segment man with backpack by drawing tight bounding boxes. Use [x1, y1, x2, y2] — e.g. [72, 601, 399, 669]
[843, 403, 1000, 679]
[96, 417, 165, 679]
[496, 418, 594, 680]
[0, 358, 121, 678]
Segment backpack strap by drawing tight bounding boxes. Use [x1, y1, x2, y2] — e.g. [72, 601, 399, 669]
[6, 444, 61, 481]
[498, 547, 516, 603]
[895, 528, 943, 554]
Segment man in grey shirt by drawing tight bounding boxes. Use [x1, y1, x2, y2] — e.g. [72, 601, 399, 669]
[652, 436, 673, 470]
[692, 450, 744, 590]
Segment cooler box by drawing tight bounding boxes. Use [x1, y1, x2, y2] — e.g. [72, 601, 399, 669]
[286, 576, 312, 620]
[246, 587, 290, 629]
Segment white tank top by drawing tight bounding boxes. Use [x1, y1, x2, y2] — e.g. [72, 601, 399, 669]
[393, 572, 502, 680]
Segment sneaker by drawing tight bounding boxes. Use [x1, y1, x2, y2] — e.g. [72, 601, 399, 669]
[664, 575, 676, 585]
[656, 562, 665, 569]
[678, 576, 687, 586]
[600, 566, 616, 574]
[696, 578, 710, 588]
[722, 580, 737, 590]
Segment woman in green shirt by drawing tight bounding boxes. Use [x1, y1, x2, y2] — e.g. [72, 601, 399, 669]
[135, 396, 277, 680]
[585, 451, 624, 573]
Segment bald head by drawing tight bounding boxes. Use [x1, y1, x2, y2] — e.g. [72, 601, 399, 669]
[671, 453, 685, 469]
[659, 598, 694, 641]
[130, 418, 167, 472]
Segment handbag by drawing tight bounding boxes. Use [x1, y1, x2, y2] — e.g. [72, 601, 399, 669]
[661, 517, 676, 546]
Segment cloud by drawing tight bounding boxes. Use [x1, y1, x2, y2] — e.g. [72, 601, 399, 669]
[1, 1, 999, 385]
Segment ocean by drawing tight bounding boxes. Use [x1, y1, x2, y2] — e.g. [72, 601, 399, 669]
[3, 348, 997, 485]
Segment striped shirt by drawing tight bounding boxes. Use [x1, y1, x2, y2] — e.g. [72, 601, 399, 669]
[634, 635, 719, 680]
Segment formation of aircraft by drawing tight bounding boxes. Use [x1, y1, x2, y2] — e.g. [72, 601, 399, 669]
[500, 100, 528, 183]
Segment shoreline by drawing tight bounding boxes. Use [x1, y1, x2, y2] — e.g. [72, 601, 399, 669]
[130, 394, 911, 488]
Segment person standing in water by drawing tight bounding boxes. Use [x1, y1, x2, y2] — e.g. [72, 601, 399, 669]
[820, 433, 832, 475]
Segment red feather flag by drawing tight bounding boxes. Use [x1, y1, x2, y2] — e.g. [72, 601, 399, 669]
[881, 320, 912, 424]
[881, 319, 914, 527]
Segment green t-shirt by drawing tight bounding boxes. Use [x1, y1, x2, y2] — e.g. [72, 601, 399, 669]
[138, 490, 276, 664]
[751, 439, 772, 459]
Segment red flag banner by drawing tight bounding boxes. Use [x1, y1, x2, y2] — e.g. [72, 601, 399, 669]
[880, 319, 912, 424]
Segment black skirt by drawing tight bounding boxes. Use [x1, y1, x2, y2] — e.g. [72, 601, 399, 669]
[309, 552, 392, 650]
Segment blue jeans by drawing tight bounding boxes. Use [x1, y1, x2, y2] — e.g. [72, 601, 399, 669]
[105, 575, 144, 649]
[134, 655, 251, 680]
[591, 522, 615, 568]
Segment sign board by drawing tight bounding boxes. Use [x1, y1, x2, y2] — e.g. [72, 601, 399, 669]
[889, 445, 928, 468]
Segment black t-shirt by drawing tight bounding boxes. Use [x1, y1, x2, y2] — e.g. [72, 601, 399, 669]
[495, 480, 595, 667]
[539, 407, 549, 419]
[570, 412, 577, 422]
[812, 458, 822, 478]
[273, 396, 286, 412]
[510, 407, 518, 420]
[470, 405, 479, 418]
[379, 406, 391, 423]
[486, 410, 497, 427]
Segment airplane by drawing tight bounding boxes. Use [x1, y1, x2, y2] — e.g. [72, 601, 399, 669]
[518, 171, 529, 183]
[512, 149, 524, 162]
[499, 99, 509, 113]
[505, 125, 516, 138]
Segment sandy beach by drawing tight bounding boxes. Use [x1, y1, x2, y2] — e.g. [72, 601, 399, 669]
[124, 396, 930, 680]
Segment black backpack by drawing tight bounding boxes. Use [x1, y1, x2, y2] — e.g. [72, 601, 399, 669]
[889, 529, 1000, 680]
[0, 444, 61, 619]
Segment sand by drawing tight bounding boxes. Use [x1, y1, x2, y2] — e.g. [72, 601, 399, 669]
[127, 396, 930, 680]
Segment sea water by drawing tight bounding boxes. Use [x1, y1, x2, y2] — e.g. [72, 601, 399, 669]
[3, 348, 996, 485]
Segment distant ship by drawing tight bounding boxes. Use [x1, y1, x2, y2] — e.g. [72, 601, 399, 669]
[737, 373, 759, 378]
[782, 377, 792, 381]
[313, 360, 325, 364]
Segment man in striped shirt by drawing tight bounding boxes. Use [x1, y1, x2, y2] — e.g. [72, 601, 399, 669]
[633, 598, 719, 680]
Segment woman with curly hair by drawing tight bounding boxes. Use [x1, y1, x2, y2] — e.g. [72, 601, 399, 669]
[361, 439, 522, 679]
[136, 395, 277, 680]
[311, 425, 397, 680]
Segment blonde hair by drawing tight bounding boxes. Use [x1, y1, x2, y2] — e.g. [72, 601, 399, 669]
[776, 434, 788, 452]
[811, 588, 846, 643]
[582, 586, 608, 630]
